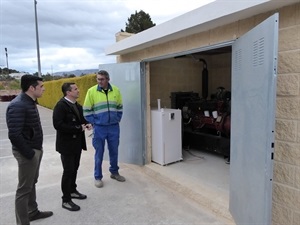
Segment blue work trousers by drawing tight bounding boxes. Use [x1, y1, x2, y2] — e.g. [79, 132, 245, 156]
[92, 124, 120, 180]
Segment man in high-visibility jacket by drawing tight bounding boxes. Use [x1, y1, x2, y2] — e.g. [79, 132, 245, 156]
[83, 70, 125, 188]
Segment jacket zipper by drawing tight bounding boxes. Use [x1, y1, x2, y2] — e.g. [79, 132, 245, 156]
[105, 91, 110, 123]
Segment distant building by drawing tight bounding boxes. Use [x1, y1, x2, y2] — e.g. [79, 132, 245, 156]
[9, 72, 28, 80]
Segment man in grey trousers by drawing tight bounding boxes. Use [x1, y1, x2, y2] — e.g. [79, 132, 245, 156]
[6, 75, 53, 225]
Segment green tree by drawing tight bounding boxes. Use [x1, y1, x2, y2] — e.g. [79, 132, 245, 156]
[122, 10, 156, 34]
[42, 73, 53, 81]
[0, 67, 19, 75]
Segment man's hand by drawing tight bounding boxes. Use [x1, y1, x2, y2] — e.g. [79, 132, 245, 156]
[85, 124, 93, 131]
[81, 124, 86, 131]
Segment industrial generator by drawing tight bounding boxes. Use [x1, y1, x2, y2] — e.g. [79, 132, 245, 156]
[171, 88, 231, 161]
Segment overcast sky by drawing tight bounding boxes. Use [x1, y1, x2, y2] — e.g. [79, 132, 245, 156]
[1, 0, 213, 74]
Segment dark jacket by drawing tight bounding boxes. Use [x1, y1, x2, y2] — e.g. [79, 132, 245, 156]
[6, 92, 43, 159]
[53, 98, 87, 155]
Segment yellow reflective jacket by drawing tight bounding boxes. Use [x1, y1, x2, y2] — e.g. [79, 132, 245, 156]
[83, 83, 123, 125]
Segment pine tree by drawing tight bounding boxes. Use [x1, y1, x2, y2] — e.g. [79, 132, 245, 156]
[122, 10, 156, 34]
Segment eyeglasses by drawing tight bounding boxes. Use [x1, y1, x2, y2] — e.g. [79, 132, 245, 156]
[96, 78, 107, 81]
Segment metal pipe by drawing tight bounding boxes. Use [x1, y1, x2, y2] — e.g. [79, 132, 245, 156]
[199, 59, 208, 100]
[34, 0, 41, 77]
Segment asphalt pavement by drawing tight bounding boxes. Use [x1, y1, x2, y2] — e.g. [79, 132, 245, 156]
[0, 101, 231, 225]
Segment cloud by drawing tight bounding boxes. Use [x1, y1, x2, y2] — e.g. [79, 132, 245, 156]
[0, 0, 213, 74]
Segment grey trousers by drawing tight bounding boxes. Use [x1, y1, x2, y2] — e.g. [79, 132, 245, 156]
[13, 149, 43, 225]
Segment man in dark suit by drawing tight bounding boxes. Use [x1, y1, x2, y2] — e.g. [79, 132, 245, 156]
[53, 82, 92, 211]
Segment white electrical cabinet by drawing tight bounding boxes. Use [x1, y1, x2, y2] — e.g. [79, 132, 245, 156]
[151, 108, 182, 165]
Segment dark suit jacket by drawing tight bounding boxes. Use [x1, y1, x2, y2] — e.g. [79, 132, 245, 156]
[53, 98, 87, 155]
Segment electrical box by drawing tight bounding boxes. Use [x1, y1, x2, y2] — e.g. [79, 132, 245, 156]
[151, 108, 182, 165]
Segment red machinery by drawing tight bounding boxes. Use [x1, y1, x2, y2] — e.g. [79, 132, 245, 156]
[170, 59, 231, 162]
[187, 87, 231, 138]
[171, 89, 231, 160]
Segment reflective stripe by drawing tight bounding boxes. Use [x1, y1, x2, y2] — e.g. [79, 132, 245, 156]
[83, 84, 123, 125]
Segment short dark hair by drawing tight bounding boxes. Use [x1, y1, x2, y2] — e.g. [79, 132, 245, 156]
[98, 70, 109, 79]
[61, 82, 75, 96]
[21, 75, 43, 92]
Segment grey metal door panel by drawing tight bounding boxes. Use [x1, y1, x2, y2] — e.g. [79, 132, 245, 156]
[98, 62, 145, 165]
[230, 13, 278, 225]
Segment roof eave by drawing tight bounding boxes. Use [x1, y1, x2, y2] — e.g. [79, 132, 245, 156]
[105, 0, 298, 55]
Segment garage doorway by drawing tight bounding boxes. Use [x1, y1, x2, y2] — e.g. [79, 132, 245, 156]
[148, 46, 232, 191]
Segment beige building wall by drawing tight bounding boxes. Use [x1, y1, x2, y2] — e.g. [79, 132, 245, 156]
[116, 3, 300, 225]
[273, 4, 300, 225]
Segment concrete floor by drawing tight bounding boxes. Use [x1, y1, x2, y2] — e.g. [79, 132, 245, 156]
[0, 101, 234, 225]
[166, 147, 230, 193]
[141, 148, 232, 222]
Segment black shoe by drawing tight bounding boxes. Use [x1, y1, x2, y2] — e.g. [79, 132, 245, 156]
[225, 158, 230, 164]
[70, 190, 87, 199]
[29, 210, 53, 221]
[62, 200, 80, 211]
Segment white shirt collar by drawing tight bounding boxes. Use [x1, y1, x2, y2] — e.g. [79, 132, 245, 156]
[64, 97, 76, 104]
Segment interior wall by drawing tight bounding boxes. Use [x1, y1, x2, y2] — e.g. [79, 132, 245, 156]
[209, 53, 232, 95]
[149, 53, 232, 109]
[149, 57, 202, 108]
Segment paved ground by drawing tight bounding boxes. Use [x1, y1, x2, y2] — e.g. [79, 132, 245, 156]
[0, 101, 231, 225]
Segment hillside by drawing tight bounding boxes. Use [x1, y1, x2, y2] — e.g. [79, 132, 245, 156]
[53, 69, 98, 76]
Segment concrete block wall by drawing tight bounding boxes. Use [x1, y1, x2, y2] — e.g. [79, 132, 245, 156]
[273, 3, 300, 225]
[117, 2, 300, 225]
